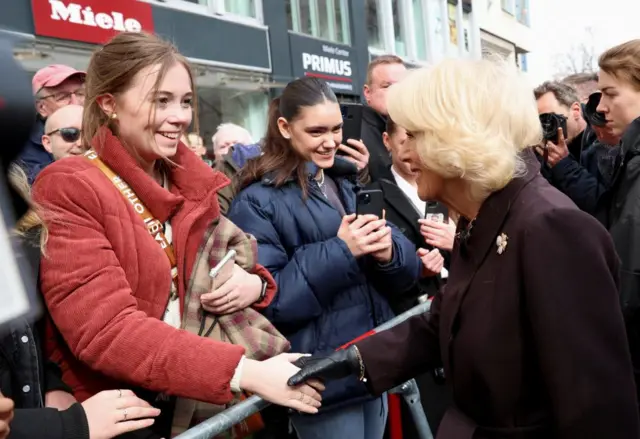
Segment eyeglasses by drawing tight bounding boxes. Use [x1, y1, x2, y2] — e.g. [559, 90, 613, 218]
[38, 89, 86, 104]
[46, 127, 81, 143]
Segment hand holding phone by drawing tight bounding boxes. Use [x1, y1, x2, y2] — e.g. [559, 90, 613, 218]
[337, 139, 370, 171]
[337, 213, 392, 262]
[200, 250, 263, 314]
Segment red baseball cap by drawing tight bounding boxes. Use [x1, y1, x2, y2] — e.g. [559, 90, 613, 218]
[32, 64, 86, 95]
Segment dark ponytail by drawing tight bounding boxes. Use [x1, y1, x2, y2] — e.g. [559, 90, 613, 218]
[240, 77, 337, 195]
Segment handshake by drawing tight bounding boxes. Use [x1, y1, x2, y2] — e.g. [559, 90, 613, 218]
[288, 345, 363, 387]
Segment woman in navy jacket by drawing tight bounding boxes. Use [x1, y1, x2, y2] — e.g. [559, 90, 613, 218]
[228, 77, 421, 439]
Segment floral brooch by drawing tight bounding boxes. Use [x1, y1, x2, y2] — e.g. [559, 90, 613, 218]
[496, 233, 508, 255]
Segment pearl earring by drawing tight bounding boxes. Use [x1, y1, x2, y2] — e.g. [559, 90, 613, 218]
[110, 113, 117, 120]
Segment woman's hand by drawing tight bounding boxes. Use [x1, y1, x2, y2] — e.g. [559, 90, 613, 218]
[45, 390, 77, 410]
[338, 139, 370, 171]
[0, 393, 13, 439]
[201, 264, 262, 314]
[240, 354, 325, 414]
[338, 214, 391, 259]
[419, 218, 456, 251]
[288, 347, 361, 386]
[81, 389, 160, 439]
[369, 225, 393, 264]
[418, 248, 445, 278]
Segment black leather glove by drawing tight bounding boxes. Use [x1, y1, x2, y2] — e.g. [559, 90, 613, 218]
[287, 345, 361, 386]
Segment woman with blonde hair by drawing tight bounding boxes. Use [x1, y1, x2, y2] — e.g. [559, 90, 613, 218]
[596, 39, 640, 401]
[289, 58, 640, 438]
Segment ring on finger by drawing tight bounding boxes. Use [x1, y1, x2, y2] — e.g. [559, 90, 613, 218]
[118, 389, 122, 398]
[123, 409, 128, 421]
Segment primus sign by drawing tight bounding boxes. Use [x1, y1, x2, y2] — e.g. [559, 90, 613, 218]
[31, 0, 154, 45]
[289, 33, 358, 95]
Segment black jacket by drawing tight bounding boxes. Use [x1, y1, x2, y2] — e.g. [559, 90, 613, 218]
[539, 129, 619, 221]
[1, 241, 89, 439]
[600, 117, 640, 401]
[365, 176, 445, 314]
[360, 106, 393, 183]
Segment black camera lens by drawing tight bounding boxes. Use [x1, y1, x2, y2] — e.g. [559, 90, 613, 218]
[584, 92, 607, 127]
[539, 113, 567, 143]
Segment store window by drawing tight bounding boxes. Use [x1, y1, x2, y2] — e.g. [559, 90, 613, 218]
[223, 0, 258, 19]
[501, 0, 515, 15]
[366, 0, 384, 50]
[287, 0, 351, 44]
[412, 0, 427, 60]
[367, 0, 433, 62]
[515, 0, 530, 26]
[392, 1, 408, 57]
[197, 87, 269, 147]
[156, 0, 263, 24]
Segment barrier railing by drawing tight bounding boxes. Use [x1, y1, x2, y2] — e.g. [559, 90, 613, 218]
[174, 301, 434, 439]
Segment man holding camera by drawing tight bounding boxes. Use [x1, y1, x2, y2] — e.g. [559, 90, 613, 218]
[534, 81, 619, 219]
[534, 81, 588, 168]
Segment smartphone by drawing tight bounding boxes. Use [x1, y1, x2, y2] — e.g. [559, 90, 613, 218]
[424, 201, 449, 223]
[209, 249, 237, 291]
[356, 189, 384, 217]
[339, 103, 364, 154]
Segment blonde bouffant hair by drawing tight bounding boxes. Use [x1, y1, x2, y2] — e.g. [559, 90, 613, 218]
[386, 58, 542, 203]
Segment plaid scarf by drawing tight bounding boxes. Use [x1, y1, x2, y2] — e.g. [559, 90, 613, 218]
[171, 216, 290, 438]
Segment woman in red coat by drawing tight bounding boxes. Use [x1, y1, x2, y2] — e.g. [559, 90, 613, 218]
[289, 59, 640, 438]
[32, 32, 322, 438]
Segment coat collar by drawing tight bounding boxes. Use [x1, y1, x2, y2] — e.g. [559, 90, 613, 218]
[92, 127, 229, 223]
[441, 149, 540, 353]
[622, 116, 640, 156]
[457, 149, 539, 265]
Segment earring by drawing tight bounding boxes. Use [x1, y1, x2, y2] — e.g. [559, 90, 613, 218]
[110, 113, 117, 120]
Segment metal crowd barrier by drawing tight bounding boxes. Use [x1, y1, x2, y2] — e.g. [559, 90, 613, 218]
[174, 301, 434, 439]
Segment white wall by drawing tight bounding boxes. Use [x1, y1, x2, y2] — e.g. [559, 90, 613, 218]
[474, 0, 534, 53]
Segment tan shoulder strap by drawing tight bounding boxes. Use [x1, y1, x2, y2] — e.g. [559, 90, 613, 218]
[84, 150, 178, 296]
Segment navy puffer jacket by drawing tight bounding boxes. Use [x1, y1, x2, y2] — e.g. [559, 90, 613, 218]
[227, 159, 421, 410]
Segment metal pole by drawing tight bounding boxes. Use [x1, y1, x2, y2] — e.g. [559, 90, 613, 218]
[174, 301, 433, 439]
[391, 379, 434, 439]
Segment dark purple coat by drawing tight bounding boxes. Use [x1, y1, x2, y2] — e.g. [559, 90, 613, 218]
[357, 152, 640, 438]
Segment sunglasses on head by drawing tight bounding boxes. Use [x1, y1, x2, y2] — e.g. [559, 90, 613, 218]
[47, 127, 81, 143]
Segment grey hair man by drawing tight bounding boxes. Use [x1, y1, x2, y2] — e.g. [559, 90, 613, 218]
[211, 123, 253, 161]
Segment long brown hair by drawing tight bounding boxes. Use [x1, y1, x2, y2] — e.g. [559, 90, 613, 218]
[82, 32, 199, 158]
[240, 77, 337, 194]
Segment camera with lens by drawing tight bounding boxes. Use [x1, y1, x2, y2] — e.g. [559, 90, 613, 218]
[583, 91, 607, 128]
[539, 113, 568, 144]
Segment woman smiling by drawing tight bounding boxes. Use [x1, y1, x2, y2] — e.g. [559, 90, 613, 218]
[32, 32, 322, 438]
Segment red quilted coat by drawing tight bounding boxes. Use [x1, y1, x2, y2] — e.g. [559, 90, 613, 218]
[32, 127, 276, 404]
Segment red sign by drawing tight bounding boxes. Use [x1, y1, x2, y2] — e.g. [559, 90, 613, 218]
[31, 0, 154, 45]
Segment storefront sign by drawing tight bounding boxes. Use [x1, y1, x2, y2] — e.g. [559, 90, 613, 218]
[31, 0, 154, 45]
[289, 32, 358, 95]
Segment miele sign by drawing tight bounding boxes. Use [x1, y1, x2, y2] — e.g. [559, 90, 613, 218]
[31, 0, 154, 45]
[289, 33, 358, 95]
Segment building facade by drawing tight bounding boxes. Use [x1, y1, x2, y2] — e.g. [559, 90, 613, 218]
[6, 0, 482, 144]
[474, 0, 532, 72]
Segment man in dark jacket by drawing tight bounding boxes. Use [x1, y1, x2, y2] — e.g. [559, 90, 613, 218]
[535, 85, 620, 218]
[361, 55, 407, 183]
[18, 64, 85, 184]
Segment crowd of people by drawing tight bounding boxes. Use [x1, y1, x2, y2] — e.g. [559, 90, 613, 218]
[2, 29, 640, 439]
